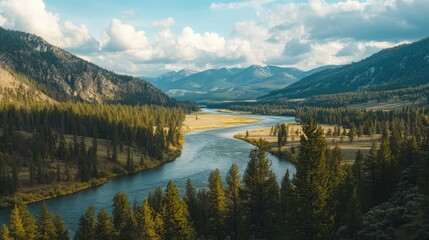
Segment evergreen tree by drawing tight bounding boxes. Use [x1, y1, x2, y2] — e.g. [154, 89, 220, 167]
[207, 169, 227, 239]
[52, 215, 69, 240]
[362, 142, 378, 211]
[183, 178, 198, 226]
[161, 181, 194, 240]
[17, 203, 38, 240]
[292, 119, 333, 239]
[225, 163, 242, 240]
[112, 192, 133, 240]
[0, 224, 12, 240]
[95, 208, 117, 240]
[38, 204, 57, 240]
[76, 204, 96, 240]
[136, 200, 161, 240]
[9, 205, 26, 240]
[280, 170, 297, 239]
[242, 140, 279, 239]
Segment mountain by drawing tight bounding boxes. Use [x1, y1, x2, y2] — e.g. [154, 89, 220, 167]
[0, 27, 174, 105]
[261, 37, 429, 101]
[146, 65, 335, 102]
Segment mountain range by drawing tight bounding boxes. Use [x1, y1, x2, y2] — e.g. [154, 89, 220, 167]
[145, 65, 338, 102]
[0, 27, 174, 105]
[261, 37, 429, 101]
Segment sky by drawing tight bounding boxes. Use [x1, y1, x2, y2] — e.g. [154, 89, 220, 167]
[1, 0, 429, 77]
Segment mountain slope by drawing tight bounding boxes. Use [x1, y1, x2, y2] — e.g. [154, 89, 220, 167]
[147, 65, 334, 102]
[0, 27, 174, 105]
[261, 37, 429, 100]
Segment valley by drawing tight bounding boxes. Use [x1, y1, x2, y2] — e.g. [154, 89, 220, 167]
[1, 4, 429, 239]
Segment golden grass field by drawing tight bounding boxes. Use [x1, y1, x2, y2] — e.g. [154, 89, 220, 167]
[235, 123, 382, 163]
[182, 111, 259, 133]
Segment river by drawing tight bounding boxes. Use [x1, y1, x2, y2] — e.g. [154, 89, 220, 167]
[0, 109, 296, 232]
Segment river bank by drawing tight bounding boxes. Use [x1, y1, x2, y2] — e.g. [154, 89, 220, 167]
[234, 123, 381, 164]
[0, 110, 258, 209]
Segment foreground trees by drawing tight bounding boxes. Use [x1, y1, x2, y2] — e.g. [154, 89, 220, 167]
[2, 116, 429, 239]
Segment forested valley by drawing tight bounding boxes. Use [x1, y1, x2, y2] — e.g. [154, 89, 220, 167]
[2, 107, 429, 239]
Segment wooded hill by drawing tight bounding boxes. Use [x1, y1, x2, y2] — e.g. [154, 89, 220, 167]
[261, 36, 429, 104]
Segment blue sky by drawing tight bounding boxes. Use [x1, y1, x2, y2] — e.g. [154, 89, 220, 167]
[1, 0, 429, 76]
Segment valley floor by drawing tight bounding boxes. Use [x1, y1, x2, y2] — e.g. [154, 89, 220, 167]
[182, 111, 259, 133]
[234, 123, 382, 163]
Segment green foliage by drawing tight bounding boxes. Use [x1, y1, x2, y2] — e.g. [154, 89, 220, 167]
[207, 169, 227, 239]
[0, 224, 12, 240]
[225, 163, 242, 239]
[76, 205, 96, 240]
[112, 192, 133, 240]
[242, 143, 280, 239]
[161, 181, 194, 240]
[95, 208, 117, 240]
[8, 205, 26, 240]
[136, 200, 161, 240]
[292, 119, 334, 239]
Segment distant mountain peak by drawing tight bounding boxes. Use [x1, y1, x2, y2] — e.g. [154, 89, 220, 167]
[145, 64, 332, 102]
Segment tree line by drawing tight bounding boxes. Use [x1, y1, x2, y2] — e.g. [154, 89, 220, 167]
[0, 101, 186, 196]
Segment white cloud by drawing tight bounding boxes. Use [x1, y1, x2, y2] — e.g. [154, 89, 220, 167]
[0, 0, 95, 48]
[102, 18, 150, 51]
[0, 14, 6, 26]
[210, 0, 275, 10]
[152, 17, 175, 29]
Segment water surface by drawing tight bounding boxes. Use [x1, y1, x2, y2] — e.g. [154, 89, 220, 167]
[0, 109, 296, 232]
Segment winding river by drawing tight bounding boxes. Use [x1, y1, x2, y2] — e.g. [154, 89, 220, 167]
[0, 109, 296, 232]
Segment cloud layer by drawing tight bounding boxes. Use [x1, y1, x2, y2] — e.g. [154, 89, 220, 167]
[1, 0, 429, 76]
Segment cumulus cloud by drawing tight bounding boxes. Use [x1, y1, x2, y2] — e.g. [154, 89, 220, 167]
[210, 0, 275, 10]
[0, 0, 95, 49]
[152, 17, 175, 29]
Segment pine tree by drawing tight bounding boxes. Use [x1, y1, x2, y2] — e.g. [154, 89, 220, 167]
[225, 163, 242, 240]
[292, 119, 333, 239]
[76, 204, 96, 240]
[0, 224, 12, 240]
[136, 200, 161, 240]
[9, 205, 26, 240]
[95, 208, 117, 240]
[52, 215, 69, 240]
[362, 142, 378, 211]
[242, 140, 279, 239]
[183, 178, 198, 225]
[280, 170, 297, 239]
[38, 204, 57, 240]
[112, 192, 133, 240]
[17, 203, 38, 240]
[161, 181, 194, 240]
[207, 169, 227, 239]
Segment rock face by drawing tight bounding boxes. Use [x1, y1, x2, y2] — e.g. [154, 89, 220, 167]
[261, 37, 429, 100]
[0, 27, 175, 105]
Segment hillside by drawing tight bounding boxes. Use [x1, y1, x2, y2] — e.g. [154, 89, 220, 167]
[261, 37, 429, 100]
[147, 65, 337, 102]
[0, 27, 175, 105]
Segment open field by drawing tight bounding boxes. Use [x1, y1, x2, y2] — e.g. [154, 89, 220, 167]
[182, 111, 259, 133]
[235, 123, 382, 164]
